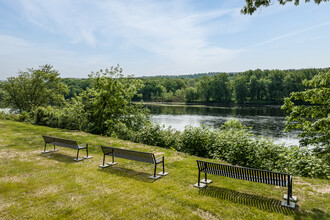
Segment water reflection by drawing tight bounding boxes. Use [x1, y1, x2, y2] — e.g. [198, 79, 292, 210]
[147, 104, 300, 146]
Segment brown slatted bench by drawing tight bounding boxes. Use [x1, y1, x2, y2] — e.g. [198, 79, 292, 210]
[194, 160, 297, 209]
[99, 145, 168, 180]
[42, 135, 92, 162]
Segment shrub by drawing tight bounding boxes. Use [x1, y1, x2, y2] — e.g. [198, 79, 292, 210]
[0, 111, 19, 121]
[180, 125, 217, 158]
[32, 106, 59, 127]
[17, 111, 30, 122]
[280, 147, 330, 178]
[138, 123, 181, 149]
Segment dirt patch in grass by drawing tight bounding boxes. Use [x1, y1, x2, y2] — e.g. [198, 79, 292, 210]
[192, 208, 219, 220]
[312, 185, 330, 194]
[295, 177, 330, 194]
[0, 175, 24, 183]
[35, 184, 64, 198]
[63, 131, 89, 137]
[0, 149, 18, 160]
[166, 154, 186, 163]
[0, 198, 13, 212]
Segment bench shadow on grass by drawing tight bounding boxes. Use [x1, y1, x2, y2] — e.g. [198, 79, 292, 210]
[295, 208, 330, 220]
[98, 166, 156, 183]
[199, 185, 296, 215]
[40, 152, 78, 163]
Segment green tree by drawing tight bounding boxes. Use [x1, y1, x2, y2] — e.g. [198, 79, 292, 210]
[233, 75, 249, 103]
[69, 65, 148, 134]
[0, 65, 68, 113]
[248, 75, 259, 102]
[196, 77, 212, 102]
[242, 0, 328, 15]
[184, 87, 198, 102]
[210, 73, 232, 103]
[282, 70, 329, 149]
[139, 79, 166, 101]
[163, 78, 187, 92]
[61, 78, 91, 100]
[0, 88, 5, 107]
[267, 70, 285, 103]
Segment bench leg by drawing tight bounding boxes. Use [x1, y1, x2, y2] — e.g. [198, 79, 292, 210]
[194, 170, 207, 188]
[107, 153, 117, 165]
[283, 194, 297, 202]
[74, 149, 83, 162]
[149, 163, 161, 180]
[41, 143, 50, 153]
[158, 157, 168, 176]
[84, 144, 92, 159]
[50, 144, 58, 152]
[201, 163, 212, 184]
[281, 176, 296, 209]
[99, 154, 110, 168]
[201, 172, 212, 184]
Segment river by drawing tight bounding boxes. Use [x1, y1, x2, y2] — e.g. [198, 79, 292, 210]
[146, 104, 300, 146]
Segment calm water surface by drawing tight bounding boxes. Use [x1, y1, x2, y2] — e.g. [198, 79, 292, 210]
[147, 104, 300, 146]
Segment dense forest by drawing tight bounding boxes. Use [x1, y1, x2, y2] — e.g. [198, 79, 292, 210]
[62, 68, 329, 105]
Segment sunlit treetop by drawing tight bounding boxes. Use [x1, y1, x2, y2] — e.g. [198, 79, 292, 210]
[241, 0, 329, 15]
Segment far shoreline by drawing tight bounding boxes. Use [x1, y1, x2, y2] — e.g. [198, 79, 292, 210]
[135, 101, 284, 109]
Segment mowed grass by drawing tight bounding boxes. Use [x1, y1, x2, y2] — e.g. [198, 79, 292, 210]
[0, 120, 329, 220]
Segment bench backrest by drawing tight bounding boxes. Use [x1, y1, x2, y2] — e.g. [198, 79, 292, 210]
[197, 160, 289, 187]
[42, 135, 79, 149]
[101, 145, 155, 164]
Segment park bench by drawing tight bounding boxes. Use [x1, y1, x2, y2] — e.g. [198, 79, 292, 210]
[194, 160, 297, 209]
[99, 145, 168, 180]
[42, 135, 92, 162]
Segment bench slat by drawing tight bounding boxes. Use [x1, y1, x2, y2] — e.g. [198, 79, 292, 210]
[49, 141, 78, 149]
[197, 160, 289, 187]
[42, 135, 79, 149]
[195, 160, 296, 209]
[41, 135, 91, 161]
[100, 145, 167, 179]
[101, 146, 155, 164]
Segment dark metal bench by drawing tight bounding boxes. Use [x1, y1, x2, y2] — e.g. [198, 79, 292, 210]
[194, 160, 297, 209]
[99, 145, 168, 180]
[42, 135, 92, 162]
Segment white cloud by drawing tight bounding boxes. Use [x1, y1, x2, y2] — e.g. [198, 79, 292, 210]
[16, 0, 242, 72]
[250, 21, 330, 48]
[0, 33, 114, 79]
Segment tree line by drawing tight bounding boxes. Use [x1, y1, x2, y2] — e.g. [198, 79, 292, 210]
[60, 68, 329, 105]
[136, 68, 328, 104]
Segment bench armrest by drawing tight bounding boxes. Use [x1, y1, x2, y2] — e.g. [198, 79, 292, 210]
[156, 156, 164, 162]
[78, 143, 88, 149]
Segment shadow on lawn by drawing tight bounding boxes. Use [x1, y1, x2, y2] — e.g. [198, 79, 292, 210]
[98, 166, 156, 183]
[199, 185, 296, 215]
[295, 208, 330, 220]
[40, 152, 78, 163]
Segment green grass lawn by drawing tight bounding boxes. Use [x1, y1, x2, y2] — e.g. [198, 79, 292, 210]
[0, 120, 329, 219]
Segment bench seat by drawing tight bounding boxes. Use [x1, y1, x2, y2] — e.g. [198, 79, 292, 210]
[99, 145, 168, 180]
[42, 135, 92, 162]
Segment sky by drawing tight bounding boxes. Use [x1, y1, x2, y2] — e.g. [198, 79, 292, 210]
[0, 0, 330, 79]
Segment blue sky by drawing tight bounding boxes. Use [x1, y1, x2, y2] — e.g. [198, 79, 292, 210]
[0, 0, 330, 79]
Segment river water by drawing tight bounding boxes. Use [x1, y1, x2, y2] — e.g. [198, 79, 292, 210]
[1, 106, 300, 146]
[147, 104, 301, 146]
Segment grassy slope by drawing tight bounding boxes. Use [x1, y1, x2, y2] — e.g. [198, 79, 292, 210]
[0, 120, 329, 220]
